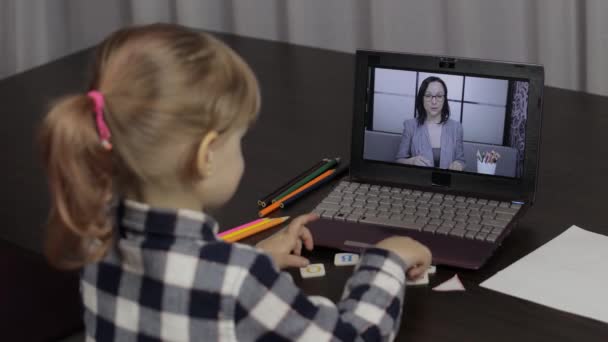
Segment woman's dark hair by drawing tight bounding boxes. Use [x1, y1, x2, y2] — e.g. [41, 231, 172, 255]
[415, 76, 450, 126]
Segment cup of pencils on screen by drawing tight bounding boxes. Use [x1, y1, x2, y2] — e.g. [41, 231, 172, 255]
[476, 150, 501, 175]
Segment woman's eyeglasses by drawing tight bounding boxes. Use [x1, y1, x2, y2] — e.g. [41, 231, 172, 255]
[423, 94, 445, 102]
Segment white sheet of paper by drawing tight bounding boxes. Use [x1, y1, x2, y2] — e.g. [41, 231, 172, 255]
[480, 225, 608, 324]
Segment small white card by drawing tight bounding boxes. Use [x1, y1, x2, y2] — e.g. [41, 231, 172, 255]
[300, 263, 326, 278]
[428, 265, 437, 274]
[406, 271, 429, 286]
[334, 253, 359, 266]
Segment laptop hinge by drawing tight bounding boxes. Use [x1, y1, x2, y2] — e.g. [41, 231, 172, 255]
[431, 172, 451, 187]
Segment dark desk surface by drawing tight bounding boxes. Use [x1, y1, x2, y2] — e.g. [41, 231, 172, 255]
[2, 32, 608, 341]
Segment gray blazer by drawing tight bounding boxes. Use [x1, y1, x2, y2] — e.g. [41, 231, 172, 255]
[395, 118, 466, 169]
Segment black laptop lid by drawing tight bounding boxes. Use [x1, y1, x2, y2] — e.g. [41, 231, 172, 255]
[350, 51, 544, 203]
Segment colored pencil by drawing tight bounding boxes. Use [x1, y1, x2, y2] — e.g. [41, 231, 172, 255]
[258, 159, 328, 207]
[259, 169, 336, 217]
[218, 218, 268, 238]
[220, 218, 272, 240]
[224, 216, 290, 243]
[280, 165, 349, 208]
[271, 157, 340, 203]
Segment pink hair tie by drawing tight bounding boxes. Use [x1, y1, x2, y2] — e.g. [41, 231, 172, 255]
[87, 90, 112, 151]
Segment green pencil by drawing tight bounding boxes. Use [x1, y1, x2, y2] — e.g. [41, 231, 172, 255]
[271, 157, 340, 203]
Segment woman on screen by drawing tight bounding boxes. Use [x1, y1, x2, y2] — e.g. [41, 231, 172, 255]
[395, 76, 465, 170]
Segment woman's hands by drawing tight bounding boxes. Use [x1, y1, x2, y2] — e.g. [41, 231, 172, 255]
[396, 156, 432, 167]
[256, 213, 318, 269]
[449, 161, 464, 171]
[398, 157, 464, 170]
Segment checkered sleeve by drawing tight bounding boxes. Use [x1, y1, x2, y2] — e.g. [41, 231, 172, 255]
[233, 247, 407, 341]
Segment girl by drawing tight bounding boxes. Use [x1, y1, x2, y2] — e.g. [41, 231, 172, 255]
[40, 24, 431, 341]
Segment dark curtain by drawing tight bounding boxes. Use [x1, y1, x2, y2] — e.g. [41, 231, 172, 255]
[508, 81, 528, 178]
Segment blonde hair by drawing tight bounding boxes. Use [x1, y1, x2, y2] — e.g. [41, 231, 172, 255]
[39, 24, 260, 269]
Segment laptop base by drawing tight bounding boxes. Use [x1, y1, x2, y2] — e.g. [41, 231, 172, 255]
[309, 218, 501, 270]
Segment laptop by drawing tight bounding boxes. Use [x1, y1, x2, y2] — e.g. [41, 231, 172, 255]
[308, 50, 544, 269]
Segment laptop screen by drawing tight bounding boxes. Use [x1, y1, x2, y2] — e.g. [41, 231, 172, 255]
[363, 67, 530, 179]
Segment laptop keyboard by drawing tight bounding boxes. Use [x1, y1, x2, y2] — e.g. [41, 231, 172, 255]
[312, 181, 522, 243]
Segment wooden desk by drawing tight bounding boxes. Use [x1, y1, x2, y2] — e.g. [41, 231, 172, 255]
[1, 32, 607, 341]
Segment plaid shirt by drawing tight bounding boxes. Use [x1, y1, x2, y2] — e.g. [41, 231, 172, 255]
[81, 200, 408, 341]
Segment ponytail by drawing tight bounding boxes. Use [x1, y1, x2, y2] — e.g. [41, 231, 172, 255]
[39, 94, 114, 269]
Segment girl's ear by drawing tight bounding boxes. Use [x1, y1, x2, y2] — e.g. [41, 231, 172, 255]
[196, 131, 219, 178]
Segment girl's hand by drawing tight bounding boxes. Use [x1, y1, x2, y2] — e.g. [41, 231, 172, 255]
[374, 236, 432, 280]
[256, 213, 318, 269]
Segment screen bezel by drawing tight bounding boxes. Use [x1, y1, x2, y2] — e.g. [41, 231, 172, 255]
[350, 50, 544, 203]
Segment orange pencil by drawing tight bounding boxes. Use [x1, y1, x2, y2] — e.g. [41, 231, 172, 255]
[221, 218, 273, 240]
[221, 216, 286, 241]
[224, 216, 290, 243]
[218, 218, 269, 238]
[258, 169, 335, 217]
